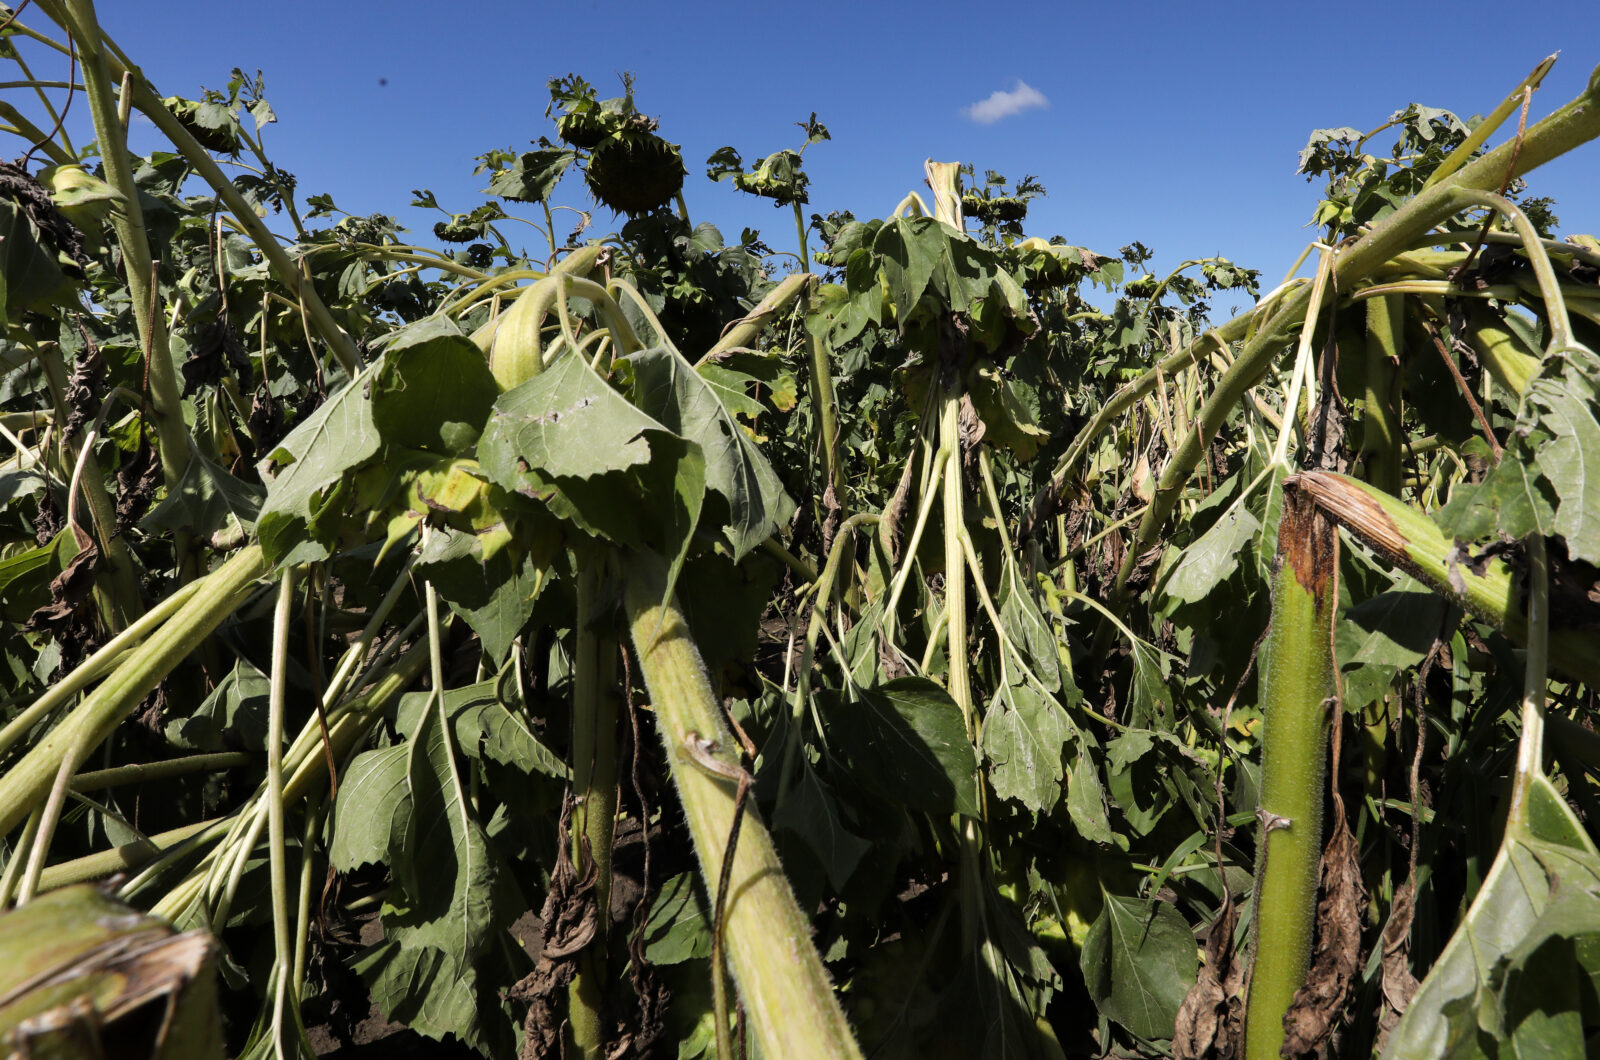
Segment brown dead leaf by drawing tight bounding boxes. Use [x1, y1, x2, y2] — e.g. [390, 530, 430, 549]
[510, 800, 598, 1059]
[1280, 810, 1365, 1057]
[1173, 899, 1244, 1060]
[1374, 880, 1419, 1054]
[25, 540, 101, 630]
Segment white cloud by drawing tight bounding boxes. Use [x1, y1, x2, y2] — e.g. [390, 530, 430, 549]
[962, 81, 1048, 124]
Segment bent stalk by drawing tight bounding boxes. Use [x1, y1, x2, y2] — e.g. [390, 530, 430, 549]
[623, 552, 864, 1060]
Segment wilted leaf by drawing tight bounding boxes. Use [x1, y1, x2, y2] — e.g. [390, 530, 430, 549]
[1282, 809, 1365, 1055]
[622, 346, 795, 559]
[982, 678, 1070, 812]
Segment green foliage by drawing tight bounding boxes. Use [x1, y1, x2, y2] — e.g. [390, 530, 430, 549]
[2, 18, 1599, 1060]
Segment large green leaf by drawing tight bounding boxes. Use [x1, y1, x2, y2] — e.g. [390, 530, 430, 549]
[998, 553, 1061, 693]
[1163, 507, 1259, 606]
[142, 451, 263, 543]
[0, 530, 70, 623]
[256, 371, 381, 563]
[0, 198, 77, 327]
[370, 317, 499, 455]
[1437, 344, 1600, 564]
[1080, 893, 1197, 1041]
[448, 680, 568, 779]
[483, 149, 576, 204]
[1384, 774, 1600, 1058]
[165, 658, 269, 753]
[415, 527, 548, 665]
[328, 742, 409, 872]
[641, 872, 712, 965]
[621, 346, 795, 559]
[772, 753, 873, 892]
[478, 351, 705, 574]
[826, 677, 979, 818]
[329, 689, 516, 1054]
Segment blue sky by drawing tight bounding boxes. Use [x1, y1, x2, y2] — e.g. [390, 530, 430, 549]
[22, 2, 1600, 318]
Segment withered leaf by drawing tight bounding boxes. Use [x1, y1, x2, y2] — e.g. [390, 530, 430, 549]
[1173, 899, 1244, 1060]
[1280, 811, 1365, 1057]
[510, 799, 598, 1059]
[1374, 879, 1419, 1054]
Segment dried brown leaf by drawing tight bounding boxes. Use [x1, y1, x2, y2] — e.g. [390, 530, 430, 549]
[1280, 813, 1365, 1056]
[1173, 900, 1244, 1060]
[511, 800, 599, 1059]
[1374, 880, 1419, 1053]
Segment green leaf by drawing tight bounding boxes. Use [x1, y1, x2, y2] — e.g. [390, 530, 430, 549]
[0, 530, 70, 623]
[480, 352, 661, 483]
[1066, 753, 1114, 845]
[1126, 636, 1174, 731]
[1436, 344, 1600, 564]
[483, 149, 576, 204]
[968, 363, 1049, 461]
[998, 557, 1060, 693]
[1384, 775, 1600, 1058]
[337, 693, 516, 1055]
[328, 743, 410, 871]
[257, 372, 381, 564]
[164, 659, 269, 752]
[827, 677, 979, 818]
[621, 347, 795, 559]
[1080, 894, 1197, 1040]
[642, 872, 711, 964]
[1341, 582, 1455, 671]
[981, 678, 1070, 812]
[416, 528, 548, 665]
[479, 352, 706, 588]
[450, 681, 568, 779]
[0, 198, 77, 326]
[370, 317, 499, 455]
[772, 755, 873, 892]
[1531, 365, 1600, 563]
[1164, 507, 1259, 606]
[142, 452, 263, 543]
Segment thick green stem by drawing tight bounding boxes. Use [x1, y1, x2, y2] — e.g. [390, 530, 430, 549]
[0, 545, 267, 837]
[35, 818, 221, 892]
[70, 752, 254, 794]
[56, 0, 192, 492]
[696, 272, 816, 366]
[623, 552, 863, 1060]
[266, 569, 298, 1052]
[1462, 303, 1540, 398]
[567, 556, 620, 1060]
[1244, 489, 1338, 1060]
